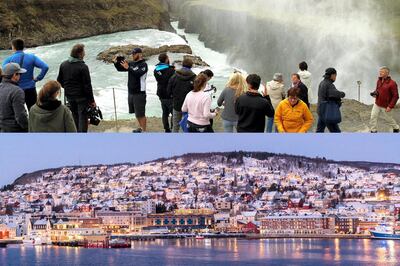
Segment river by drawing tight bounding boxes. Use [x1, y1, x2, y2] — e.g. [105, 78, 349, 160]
[0, 22, 234, 120]
[1, 238, 399, 266]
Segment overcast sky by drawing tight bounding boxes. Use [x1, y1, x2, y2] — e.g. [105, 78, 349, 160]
[0, 134, 399, 186]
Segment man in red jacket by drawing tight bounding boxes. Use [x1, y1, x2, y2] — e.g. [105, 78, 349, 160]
[369, 66, 399, 133]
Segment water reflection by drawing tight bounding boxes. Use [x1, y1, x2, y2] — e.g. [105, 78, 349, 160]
[1, 239, 399, 265]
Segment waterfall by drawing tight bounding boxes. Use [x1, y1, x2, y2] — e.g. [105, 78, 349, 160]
[176, 0, 399, 103]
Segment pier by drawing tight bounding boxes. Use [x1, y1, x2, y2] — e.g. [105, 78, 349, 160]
[111, 233, 246, 241]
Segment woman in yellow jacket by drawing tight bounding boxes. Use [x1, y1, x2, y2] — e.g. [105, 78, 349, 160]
[275, 87, 314, 133]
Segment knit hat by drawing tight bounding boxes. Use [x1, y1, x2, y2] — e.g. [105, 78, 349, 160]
[324, 68, 337, 78]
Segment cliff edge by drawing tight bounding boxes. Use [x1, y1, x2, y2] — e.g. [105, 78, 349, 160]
[0, 0, 173, 49]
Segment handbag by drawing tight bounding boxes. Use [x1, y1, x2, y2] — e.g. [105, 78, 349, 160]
[320, 101, 342, 124]
[319, 84, 342, 124]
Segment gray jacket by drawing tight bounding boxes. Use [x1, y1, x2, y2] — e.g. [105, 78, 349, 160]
[217, 87, 239, 122]
[0, 79, 28, 132]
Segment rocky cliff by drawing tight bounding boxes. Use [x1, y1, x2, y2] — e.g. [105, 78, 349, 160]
[0, 0, 173, 49]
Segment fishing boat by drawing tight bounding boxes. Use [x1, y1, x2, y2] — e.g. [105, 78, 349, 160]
[370, 224, 400, 240]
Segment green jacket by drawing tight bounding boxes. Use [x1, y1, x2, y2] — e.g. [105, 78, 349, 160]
[29, 101, 77, 133]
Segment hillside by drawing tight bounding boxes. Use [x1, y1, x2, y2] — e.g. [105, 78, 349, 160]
[6, 151, 400, 188]
[0, 0, 172, 49]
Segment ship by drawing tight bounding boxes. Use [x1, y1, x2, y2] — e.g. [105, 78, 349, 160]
[370, 224, 400, 240]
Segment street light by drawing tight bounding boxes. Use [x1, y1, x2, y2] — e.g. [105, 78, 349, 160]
[357, 81, 362, 102]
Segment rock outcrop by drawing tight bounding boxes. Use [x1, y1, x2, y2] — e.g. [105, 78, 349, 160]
[97, 44, 193, 63]
[0, 0, 173, 49]
[174, 55, 210, 67]
[97, 44, 210, 67]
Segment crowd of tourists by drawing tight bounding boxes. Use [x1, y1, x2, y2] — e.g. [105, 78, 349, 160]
[0, 38, 398, 133]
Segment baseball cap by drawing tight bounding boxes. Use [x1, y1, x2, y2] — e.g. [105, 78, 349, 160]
[131, 48, 143, 54]
[2, 63, 27, 76]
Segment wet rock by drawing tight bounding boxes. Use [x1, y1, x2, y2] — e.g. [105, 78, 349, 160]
[97, 44, 193, 63]
[174, 55, 210, 67]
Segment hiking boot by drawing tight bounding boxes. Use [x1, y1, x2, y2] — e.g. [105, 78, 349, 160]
[394, 129, 400, 133]
[132, 128, 143, 133]
[165, 129, 172, 133]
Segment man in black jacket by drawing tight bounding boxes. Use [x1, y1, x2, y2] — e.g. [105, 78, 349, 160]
[57, 44, 96, 133]
[167, 58, 196, 133]
[235, 74, 274, 133]
[316, 68, 346, 133]
[118, 48, 148, 133]
[291, 73, 310, 108]
[154, 53, 175, 132]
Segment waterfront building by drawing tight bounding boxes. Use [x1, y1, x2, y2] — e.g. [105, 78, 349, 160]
[146, 209, 215, 232]
[51, 220, 105, 242]
[0, 224, 16, 239]
[335, 216, 360, 234]
[95, 210, 147, 234]
[260, 214, 335, 235]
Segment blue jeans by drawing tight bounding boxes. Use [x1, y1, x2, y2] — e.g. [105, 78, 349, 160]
[266, 117, 278, 133]
[223, 120, 238, 133]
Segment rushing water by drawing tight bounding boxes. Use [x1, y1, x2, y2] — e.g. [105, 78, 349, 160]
[174, 0, 400, 103]
[1, 239, 400, 266]
[0, 22, 234, 119]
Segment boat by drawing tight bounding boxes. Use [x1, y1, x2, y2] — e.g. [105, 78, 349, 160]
[109, 239, 131, 248]
[23, 233, 51, 246]
[195, 235, 205, 240]
[370, 224, 400, 240]
[23, 237, 43, 246]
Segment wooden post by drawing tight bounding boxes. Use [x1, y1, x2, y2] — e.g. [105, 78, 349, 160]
[113, 88, 119, 132]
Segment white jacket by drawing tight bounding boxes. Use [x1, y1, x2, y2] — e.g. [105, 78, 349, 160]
[266, 80, 285, 110]
[298, 70, 314, 103]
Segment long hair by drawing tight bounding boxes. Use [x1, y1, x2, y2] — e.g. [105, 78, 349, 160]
[37, 81, 61, 106]
[226, 72, 248, 99]
[193, 73, 209, 92]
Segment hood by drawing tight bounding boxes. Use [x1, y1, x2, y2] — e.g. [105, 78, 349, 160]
[68, 57, 84, 63]
[176, 68, 196, 81]
[34, 101, 63, 123]
[298, 70, 312, 80]
[268, 80, 285, 91]
[155, 63, 171, 72]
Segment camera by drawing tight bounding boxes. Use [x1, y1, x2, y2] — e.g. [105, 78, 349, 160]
[204, 84, 218, 99]
[86, 106, 103, 126]
[114, 56, 127, 71]
[370, 91, 379, 97]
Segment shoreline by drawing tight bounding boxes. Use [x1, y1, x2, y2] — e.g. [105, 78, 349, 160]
[1, 234, 375, 248]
